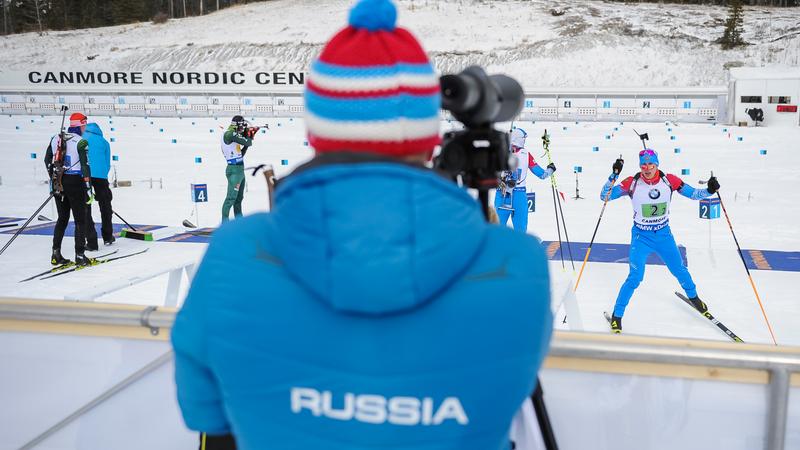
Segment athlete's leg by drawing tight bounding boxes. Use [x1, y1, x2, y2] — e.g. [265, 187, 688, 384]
[494, 190, 512, 226]
[654, 229, 698, 298]
[233, 174, 246, 217]
[222, 165, 244, 221]
[52, 195, 71, 251]
[510, 189, 529, 232]
[613, 229, 654, 317]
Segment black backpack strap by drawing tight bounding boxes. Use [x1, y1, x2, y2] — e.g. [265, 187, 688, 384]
[629, 173, 641, 197]
[659, 170, 682, 192]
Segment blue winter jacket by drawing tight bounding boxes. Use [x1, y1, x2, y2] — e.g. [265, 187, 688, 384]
[83, 123, 111, 179]
[172, 158, 553, 450]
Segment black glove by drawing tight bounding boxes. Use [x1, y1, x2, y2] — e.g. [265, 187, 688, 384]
[612, 158, 624, 175]
[547, 162, 556, 173]
[707, 176, 720, 194]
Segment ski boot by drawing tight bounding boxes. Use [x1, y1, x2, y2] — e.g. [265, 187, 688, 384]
[688, 296, 708, 313]
[51, 248, 69, 266]
[75, 253, 91, 267]
[104, 235, 116, 246]
[610, 315, 623, 334]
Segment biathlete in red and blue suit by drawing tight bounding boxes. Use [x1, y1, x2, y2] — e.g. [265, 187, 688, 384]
[494, 127, 555, 233]
[601, 149, 720, 333]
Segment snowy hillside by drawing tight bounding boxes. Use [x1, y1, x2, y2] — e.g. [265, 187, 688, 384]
[0, 0, 798, 88]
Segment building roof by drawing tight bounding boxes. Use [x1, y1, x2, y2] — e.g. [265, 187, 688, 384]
[729, 67, 800, 81]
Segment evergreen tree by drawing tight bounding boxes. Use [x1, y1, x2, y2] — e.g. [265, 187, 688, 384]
[9, 0, 48, 34]
[110, 0, 145, 24]
[721, 0, 746, 49]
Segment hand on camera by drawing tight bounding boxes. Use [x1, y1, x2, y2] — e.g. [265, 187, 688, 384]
[707, 176, 720, 194]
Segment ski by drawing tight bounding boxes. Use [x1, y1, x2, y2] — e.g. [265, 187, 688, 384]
[674, 292, 744, 343]
[19, 250, 119, 282]
[0, 223, 20, 228]
[39, 248, 149, 280]
[187, 229, 215, 237]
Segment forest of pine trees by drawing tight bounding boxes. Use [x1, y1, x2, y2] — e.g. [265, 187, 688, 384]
[1, 0, 264, 35]
[611, 0, 798, 5]
[2, 0, 797, 36]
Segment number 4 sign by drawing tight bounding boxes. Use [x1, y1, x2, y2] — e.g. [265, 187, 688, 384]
[191, 183, 208, 203]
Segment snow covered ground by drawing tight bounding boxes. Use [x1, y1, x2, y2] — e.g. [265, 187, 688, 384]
[1, 114, 798, 347]
[0, 0, 798, 87]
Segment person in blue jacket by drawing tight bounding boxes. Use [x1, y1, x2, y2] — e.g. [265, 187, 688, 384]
[171, 2, 554, 449]
[82, 122, 115, 249]
[495, 127, 555, 233]
[601, 149, 720, 333]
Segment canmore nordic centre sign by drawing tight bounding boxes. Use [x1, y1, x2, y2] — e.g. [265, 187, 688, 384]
[0, 71, 306, 94]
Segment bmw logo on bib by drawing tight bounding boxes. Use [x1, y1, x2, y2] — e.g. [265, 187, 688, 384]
[648, 189, 661, 200]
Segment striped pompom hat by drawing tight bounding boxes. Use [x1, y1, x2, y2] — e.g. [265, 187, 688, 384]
[304, 0, 441, 156]
[69, 112, 87, 127]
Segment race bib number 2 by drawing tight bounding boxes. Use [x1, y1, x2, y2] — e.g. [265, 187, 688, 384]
[641, 202, 667, 218]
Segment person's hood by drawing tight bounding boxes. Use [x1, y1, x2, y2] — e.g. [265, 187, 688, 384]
[270, 158, 487, 316]
[84, 122, 103, 137]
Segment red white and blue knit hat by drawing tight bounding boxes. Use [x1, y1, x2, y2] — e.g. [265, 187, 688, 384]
[69, 112, 87, 128]
[304, 0, 441, 156]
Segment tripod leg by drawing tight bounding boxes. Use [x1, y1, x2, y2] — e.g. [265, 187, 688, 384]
[531, 379, 559, 450]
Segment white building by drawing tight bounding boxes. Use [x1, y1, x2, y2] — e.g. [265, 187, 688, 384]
[728, 67, 800, 127]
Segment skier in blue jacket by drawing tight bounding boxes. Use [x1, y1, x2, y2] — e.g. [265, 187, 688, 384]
[171, 2, 553, 449]
[495, 127, 555, 233]
[601, 149, 720, 333]
[82, 122, 115, 249]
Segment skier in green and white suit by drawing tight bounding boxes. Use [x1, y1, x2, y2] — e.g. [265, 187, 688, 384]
[220, 115, 257, 221]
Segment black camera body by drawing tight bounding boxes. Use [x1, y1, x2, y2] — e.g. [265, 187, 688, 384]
[436, 127, 511, 190]
[434, 66, 524, 191]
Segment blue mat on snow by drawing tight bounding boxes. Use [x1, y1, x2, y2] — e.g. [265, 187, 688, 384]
[5, 217, 798, 272]
[0, 221, 165, 237]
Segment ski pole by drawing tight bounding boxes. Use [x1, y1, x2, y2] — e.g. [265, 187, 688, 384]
[0, 193, 56, 256]
[544, 132, 564, 269]
[714, 175, 777, 345]
[574, 155, 623, 292]
[542, 130, 574, 270]
[112, 210, 138, 231]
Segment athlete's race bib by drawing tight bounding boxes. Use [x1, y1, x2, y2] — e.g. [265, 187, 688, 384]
[641, 202, 667, 218]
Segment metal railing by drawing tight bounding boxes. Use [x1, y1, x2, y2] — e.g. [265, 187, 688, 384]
[1, 298, 799, 449]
